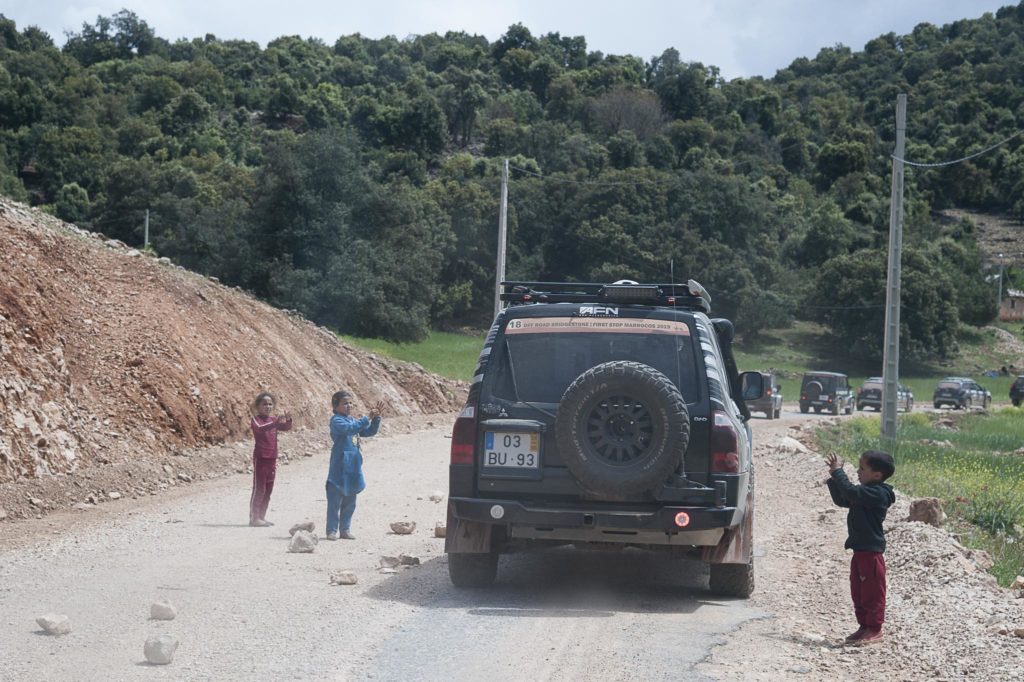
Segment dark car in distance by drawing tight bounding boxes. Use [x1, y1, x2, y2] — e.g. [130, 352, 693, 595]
[856, 378, 914, 412]
[933, 377, 991, 410]
[799, 372, 854, 415]
[745, 371, 783, 419]
[1011, 376, 1024, 407]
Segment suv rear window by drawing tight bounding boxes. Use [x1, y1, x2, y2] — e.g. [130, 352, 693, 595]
[486, 319, 701, 404]
[862, 381, 883, 390]
[938, 381, 962, 389]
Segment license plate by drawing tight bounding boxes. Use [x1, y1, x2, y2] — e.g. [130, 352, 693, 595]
[484, 432, 540, 469]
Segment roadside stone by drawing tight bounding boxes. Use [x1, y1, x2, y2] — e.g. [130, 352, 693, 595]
[287, 530, 318, 553]
[289, 521, 315, 536]
[909, 497, 947, 527]
[72, 502, 94, 511]
[429, 490, 444, 503]
[108, 491, 122, 500]
[389, 521, 416, 535]
[176, 473, 192, 483]
[434, 522, 446, 538]
[35, 613, 71, 635]
[398, 554, 420, 566]
[162, 464, 173, 475]
[157, 257, 171, 265]
[790, 665, 812, 674]
[0, 508, 8, 521]
[379, 555, 401, 568]
[799, 632, 826, 645]
[778, 436, 810, 454]
[1010, 575, 1024, 591]
[150, 601, 177, 621]
[144, 635, 179, 664]
[379, 567, 398, 574]
[920, 439, 954, 448]
[330, 571, 358, 586]
[1014, 628, 1024, 639]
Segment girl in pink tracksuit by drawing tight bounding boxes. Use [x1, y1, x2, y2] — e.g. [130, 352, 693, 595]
[249, 392, 292, 526]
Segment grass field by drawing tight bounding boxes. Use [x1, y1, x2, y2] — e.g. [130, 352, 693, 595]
[341, 331, 485, 381]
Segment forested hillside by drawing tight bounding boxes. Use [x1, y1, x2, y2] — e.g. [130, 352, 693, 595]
[1, 5, 1023, 358]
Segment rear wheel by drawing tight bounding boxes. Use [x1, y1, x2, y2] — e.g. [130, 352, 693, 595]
[1014, 399, 1021, 408]
[448, 552, 498, 588]
[773, 407, 781, 419]
[800, 404, 809, 414]
[831, 402, 840, 416]
[709, 559, 754, 598]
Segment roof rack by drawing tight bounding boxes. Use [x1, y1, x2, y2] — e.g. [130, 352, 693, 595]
[500, 280, 711, 313]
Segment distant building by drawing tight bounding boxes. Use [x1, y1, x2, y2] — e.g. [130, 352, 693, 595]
[1000, 289, 1024, 321]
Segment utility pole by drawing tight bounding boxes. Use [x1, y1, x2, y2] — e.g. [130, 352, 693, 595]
[144, 209, 150, 249]
[493, 158, 509, 318]
[881, 94, 907, 442]
[997, 253, 1005, 313]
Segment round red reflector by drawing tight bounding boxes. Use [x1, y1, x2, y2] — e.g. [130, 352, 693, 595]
[674, 511, 691, 528]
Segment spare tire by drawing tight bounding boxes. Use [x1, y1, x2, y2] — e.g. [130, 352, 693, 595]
[555, 361, 689, 496]
[804, 380, 824, 399]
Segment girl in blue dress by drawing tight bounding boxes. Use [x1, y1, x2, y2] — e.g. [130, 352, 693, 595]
[325, 391, 384, 540]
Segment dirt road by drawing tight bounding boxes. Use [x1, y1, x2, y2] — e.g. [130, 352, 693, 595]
[1, 409, 1021, 681]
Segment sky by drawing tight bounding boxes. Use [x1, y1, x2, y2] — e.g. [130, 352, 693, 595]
[1, 0, 1012, 80]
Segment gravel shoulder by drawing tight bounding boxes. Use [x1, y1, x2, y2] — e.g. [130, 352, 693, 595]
[699, 411, 1024, 681]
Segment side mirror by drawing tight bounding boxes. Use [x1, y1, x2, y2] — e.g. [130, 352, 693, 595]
[740, 371, 764, 401]
[777, 384, 783, 392]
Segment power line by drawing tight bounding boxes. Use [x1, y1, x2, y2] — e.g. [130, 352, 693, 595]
[893, 129, 1024, 168]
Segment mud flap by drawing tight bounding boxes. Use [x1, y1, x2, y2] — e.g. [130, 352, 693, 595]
[702, 489, 753, 565]
[444, 503, 493, 554]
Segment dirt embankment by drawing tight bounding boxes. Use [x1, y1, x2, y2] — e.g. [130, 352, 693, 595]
[0, 197, 466, 516]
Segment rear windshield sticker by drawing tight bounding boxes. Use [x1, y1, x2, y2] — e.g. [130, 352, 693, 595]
[505, 317, 690, 335]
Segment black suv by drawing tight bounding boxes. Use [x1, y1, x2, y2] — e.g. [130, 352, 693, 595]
[1010, 376, 1024, 407]
[856, 378, 914, 412]
[933, 377, 991, 410]
[445, 280, 762, 597]
[745, 371, 782, 419]
[799, 372, 854, 415]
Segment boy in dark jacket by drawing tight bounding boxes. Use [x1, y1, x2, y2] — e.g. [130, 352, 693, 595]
[825, 450, 896, 645]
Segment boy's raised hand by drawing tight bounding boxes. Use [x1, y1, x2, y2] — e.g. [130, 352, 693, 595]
[825, 452, 844, 472]
[369, 401, 386, 419]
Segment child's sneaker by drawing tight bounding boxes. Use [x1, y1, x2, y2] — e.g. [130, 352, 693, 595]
[856, 628, 883, 645]
[845, 627, 867, 642]
[325, 532, 339, 541]
[339, 531, 356, 540]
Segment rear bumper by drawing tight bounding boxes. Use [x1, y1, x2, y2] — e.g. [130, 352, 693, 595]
[449, 497, 741, 534]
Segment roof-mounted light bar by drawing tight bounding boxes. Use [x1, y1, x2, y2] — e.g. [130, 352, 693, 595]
[600, 284, 660, 300]
[500, 280, 712, 313]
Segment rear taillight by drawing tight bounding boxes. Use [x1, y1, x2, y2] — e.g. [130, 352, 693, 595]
[450, 405, 477, 465]
[710, 411, 740, 473]
[765, 387, 773, 396]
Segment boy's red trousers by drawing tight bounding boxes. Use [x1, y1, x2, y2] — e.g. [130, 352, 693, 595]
[249, 456, 277, 522]
[850, 551, 887, 629]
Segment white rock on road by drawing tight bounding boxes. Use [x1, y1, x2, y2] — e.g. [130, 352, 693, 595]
[288, 530, 318, 553]
[35, 614, 71, 636]
[434, 522, 446, 538]
[389, 521, 416, 535]
[428, 491, 444, 503]
[150, 600, 177, 621]
[330, 571, 358, 586]
[143, 634, 179, 665]
[288, 520, 315, 536]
